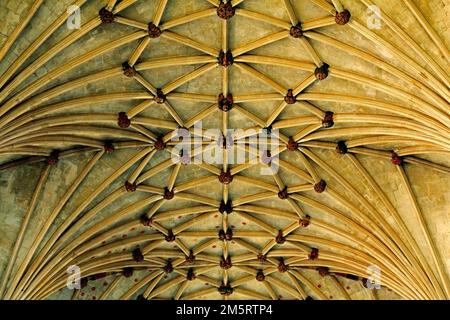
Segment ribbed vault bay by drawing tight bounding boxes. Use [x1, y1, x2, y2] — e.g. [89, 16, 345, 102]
[0, 0, 449, 300]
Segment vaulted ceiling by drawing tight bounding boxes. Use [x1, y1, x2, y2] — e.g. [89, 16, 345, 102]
[0, 0, 449, 300]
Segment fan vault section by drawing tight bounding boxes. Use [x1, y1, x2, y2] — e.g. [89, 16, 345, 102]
[0, 0, 449, 300]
